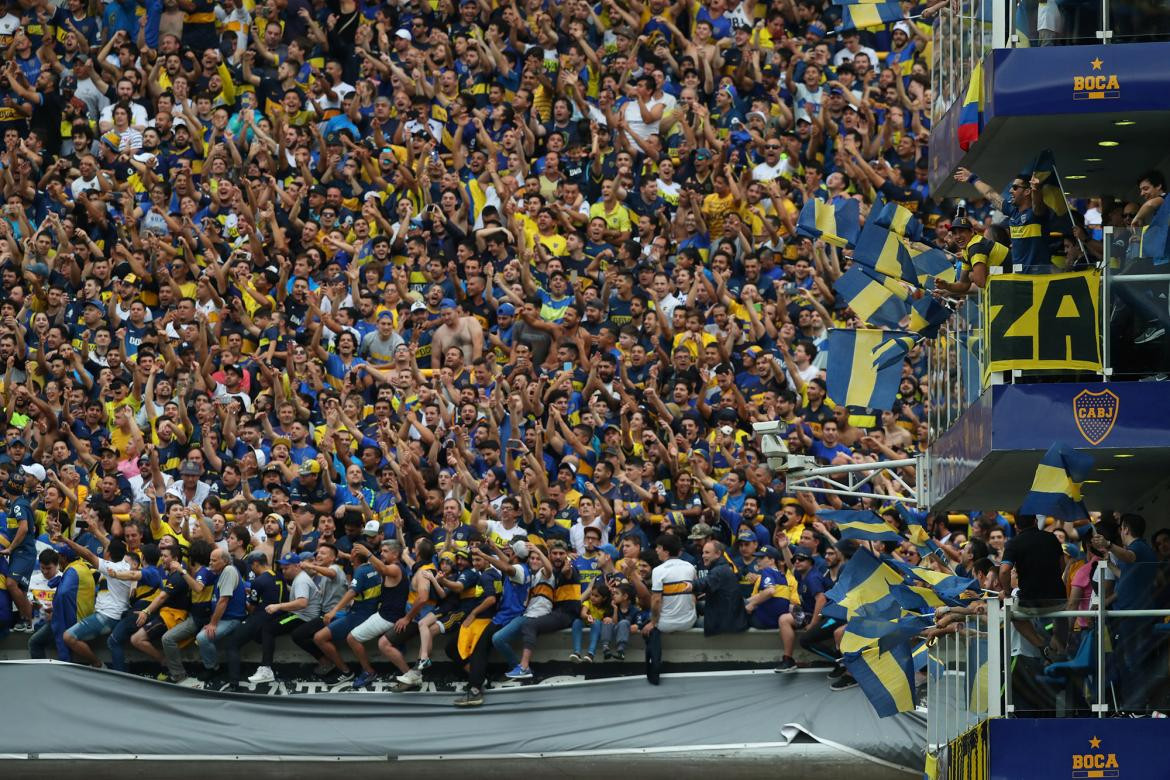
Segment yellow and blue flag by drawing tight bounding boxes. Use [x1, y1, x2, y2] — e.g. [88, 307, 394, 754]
[820, 509, 904, 543]
[833, 266, 911, 328]
[1025, 149, 1070, 218]
[853, 222, 919, 284]
[824, 547, 905, 620]
[907, 295, 952, 339]
[870, 201, 924, 242]
[838, 1, 903, 31]
[840, 612, 934, 655]
[1018, 442, 1093, 521]
[842, 641, 918, 717]
[909, 243, 958, 287]
[796, 197, 861, 248]
[826, 328, 913, 410]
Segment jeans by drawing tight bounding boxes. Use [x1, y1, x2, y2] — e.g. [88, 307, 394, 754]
[490, 613, 525, 668]
[195, 619, 241, 671]
[107, 610, 144, 672]
[600, 619, 631, 649]
[645, 627, 662, 684]
[161, 616, 200, 679]
[571, 618, 603, 655]
[29, 623, 57, 659]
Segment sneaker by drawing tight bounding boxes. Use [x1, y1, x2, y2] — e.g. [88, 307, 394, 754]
[613, 649, 626, 661]
[827, 664, 847, 681]
[416, 658, 433, 671]
[830, 675, 858, 691]
[247, 666, 275, 684]
[321, 669, 354, 685]
[504, 664, 533, 680]
[582, 652, 593, 663]
[175, 676, 203, 689]
[454, 687, 484, 708]
[775, 657, 797, 673]
[351, 670, 377, 690]
[1136, 325, 1166, 344]
[568, 652, 581, 663]
[396, 668, 424, 686]
[602, 643, 612, 660]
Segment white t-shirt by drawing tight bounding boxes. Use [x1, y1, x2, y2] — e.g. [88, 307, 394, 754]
[623, 93, 675, 141]
[524, 569, 556, 619]
[570, 518, 609, 556]
[95, 558, 134, 620]
[485, 519, 528, 548]
[753, 158, 793, 183]
[28, 569, 58, 628]
[651, 556, 697, 632]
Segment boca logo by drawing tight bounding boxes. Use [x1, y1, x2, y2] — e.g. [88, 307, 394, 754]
[1071, 736, 1120, 779]
[1073, 58, 1120, 100]
[1073, 389, 1119, 445]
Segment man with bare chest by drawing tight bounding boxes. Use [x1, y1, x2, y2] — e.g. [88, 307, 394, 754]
[431, 300, 484, 370]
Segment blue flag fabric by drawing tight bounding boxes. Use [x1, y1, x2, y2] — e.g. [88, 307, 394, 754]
[826, 329, 914, 411]
[1018, 442, 1093, 521]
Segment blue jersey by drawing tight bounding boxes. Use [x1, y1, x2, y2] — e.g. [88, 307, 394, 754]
[6, 496, 37, 577]
[493, 563, 531, 626]
[348, 562, 382, 616]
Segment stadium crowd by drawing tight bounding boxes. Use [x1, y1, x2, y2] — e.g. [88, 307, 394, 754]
[0, 0, 1165, 710]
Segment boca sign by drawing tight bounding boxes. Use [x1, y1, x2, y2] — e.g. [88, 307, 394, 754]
[1073, 58, 1120, 101]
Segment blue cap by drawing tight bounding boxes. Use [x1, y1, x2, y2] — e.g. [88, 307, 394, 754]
[440, 298, 456, 309]
[377, 309, 394, 320]
[278, 552, 302, 567]
[755, 545, 783, 560]
[85, 299, 107, 316]
[497, 302, 516, 316]
[598, 543, 619, 559]
[298, 551, 315, 562]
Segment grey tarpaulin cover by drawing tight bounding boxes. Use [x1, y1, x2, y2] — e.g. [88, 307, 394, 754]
[0, 661, 923, 772]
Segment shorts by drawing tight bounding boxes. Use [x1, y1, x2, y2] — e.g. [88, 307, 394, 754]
[349, 613, 397, 643]
[328, 610, 373, 641]
[67, 613, 119, 642]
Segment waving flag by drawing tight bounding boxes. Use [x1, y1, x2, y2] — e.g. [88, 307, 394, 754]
[870, 202, 924, 242]
[834, 266, 911, 328]
[853, 222, 919, 284]
[1018, 442, 1093, 521]
[907, 295, 952, 339]
[909, 243, 958, 287]
[824, 547, 905, 620]
[826, 329, 914, 410]
[842, 642, 918, 717]
[820, 509, 904, 543]
[796, 197, 861, 248]
[957, 61, 984, 151]
[840, 612, 934, 655]
[838, 1, 903, 31]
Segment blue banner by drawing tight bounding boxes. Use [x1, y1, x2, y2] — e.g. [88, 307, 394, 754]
[989, 718, 1170, 780]
[986, 42, 1170, 121]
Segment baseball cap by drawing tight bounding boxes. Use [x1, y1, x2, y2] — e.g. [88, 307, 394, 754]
[278, 552, 302, 567]
[411, 300, 428, 312]
[377, 310, 395, 320]
[440, 297, 456, 309]
[362, 520, 381, 536]
[695, 148, 712, 160]
[454, 547, 472, 559]
[20, 464, 46, 481]
[299, 460, 322, 476]
[597, 543, 619, 559]
[736, 526, 757, 543]
[395, 29, 412, 41]
[791, 546, 814, 560]
[755, 545, 783, 560]
[497, 302, 516, 316]
[951, 216, 974, 231]
[688, 523, 713, 540]
[179, 460, 202, 476]
[84, 299, 108, 316]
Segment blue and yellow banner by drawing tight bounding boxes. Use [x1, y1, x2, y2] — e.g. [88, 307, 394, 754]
[1018, 441, 1092, 521]
[834, 266, 911, 329]
[826, 329, 914, 410]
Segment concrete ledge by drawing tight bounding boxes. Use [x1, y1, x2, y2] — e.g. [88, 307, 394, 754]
[0, 626, 822, 667]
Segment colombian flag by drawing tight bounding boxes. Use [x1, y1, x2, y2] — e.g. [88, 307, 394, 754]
[958, 61, 984, 152]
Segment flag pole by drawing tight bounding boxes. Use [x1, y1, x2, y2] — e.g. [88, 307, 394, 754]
[1049, 162, 1090, 264]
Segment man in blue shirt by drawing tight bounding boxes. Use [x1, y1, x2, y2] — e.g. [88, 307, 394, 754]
[777, 547, 827, 672]
[2, 465, 41, 589]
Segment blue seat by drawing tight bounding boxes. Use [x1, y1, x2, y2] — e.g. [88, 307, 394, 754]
[1036, 628, 1095, 684]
